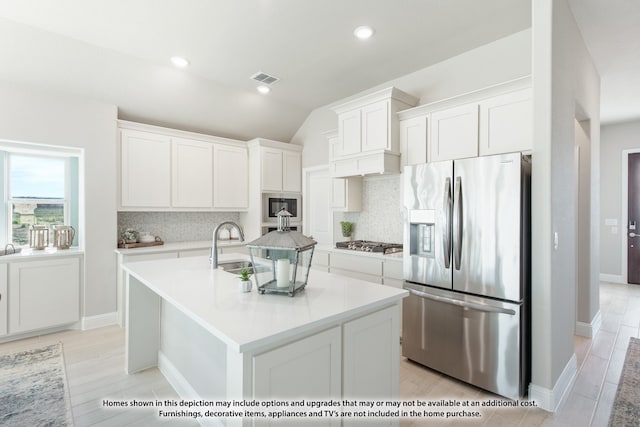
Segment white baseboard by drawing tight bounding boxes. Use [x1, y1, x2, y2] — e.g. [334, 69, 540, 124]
[158, 352, 223, 427]
[81, 312, 119, 330]
[600, 273, 624, 284]
[575, 310, 602, 338]
[529, 354, 577, 412]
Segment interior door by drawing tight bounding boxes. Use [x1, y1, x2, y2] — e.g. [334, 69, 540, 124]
[628, 153, 640, 284]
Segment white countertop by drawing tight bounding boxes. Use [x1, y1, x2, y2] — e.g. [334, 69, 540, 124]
[0, 247, 84, 262]
[123, 253, 408, 353]
[114, 239, 245, 255]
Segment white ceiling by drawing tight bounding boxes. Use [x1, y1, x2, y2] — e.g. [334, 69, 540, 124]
[0, 1, 635, 142]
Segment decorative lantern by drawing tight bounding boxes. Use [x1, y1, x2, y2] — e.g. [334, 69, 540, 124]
[29, 225, 49, 250]
[246, 209, 316, 297]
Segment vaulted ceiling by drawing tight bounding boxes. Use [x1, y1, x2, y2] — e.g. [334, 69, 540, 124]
[0, 1, 635, 142]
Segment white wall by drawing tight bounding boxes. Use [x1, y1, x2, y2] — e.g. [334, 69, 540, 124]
[0, 81, 117, 318]
[600, 119, 640, 279]
[291, 28, 533, 168]
[530, 0, 600, 409]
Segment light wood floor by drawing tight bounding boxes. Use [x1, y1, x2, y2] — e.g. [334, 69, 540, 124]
[1, 281, 638, 426]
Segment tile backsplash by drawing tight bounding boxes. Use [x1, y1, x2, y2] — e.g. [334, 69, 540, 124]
[337, 175, 403, 244]
[118, 211, 240, 243]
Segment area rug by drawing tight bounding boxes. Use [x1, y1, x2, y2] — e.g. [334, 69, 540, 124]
[609, 337, 640, 427]
[0, 343, 74, 426]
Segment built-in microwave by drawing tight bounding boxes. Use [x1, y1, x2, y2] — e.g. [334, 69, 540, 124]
[262, 193, 301, 222]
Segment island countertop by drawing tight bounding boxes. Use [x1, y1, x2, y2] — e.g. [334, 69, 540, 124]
[124, 253, 408, 353]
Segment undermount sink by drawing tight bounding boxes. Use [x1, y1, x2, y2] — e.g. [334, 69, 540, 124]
[217, 260, 253, 275]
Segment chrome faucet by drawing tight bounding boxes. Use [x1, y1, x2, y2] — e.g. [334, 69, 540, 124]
[211, 221, 245, 269]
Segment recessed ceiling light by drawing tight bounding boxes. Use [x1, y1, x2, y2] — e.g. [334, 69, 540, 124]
[170, 56, 190, 68]
[257, 85, 270, 94]
[353, 26, 375, 40]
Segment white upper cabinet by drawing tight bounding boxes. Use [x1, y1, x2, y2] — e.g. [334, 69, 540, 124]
[331, 87, 418, 177]
[399, 115, 428, 166]
[338, 109, 362, 156]
[260, 145, 302, 193]
[171, 137, 213, 208]
[361, 100, 389, 152]
[119, 121, 249, 211]
[283, 150, 302, 193]
[213, 144, 248, 209]
[260, 147, 284, 192]
[121, 129, 172, 208]
[430, 103, 479, 162]
[479, 88, 532, 156]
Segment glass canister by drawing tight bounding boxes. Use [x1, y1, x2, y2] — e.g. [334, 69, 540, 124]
[53, 225, 75, 249]
[29, 225, 49, 250]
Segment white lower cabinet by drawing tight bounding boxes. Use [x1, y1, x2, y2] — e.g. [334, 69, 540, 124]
[253, 326, 342, 401]
[9, 257, 80, 334]
[343, 306, 400, 399]
[0, 264, 7, 336]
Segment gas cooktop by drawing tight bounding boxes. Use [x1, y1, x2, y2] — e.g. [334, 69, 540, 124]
[335, 240, 403, 255]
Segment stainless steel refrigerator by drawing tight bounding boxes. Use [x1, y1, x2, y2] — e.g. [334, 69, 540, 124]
[402, 152, 530, 400]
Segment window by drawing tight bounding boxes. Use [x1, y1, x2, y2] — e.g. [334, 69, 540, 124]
[8, 153, 69, 247]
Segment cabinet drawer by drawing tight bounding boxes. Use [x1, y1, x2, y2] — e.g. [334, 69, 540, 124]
[383, 261, 404, 280]
[178, 249, 211, 258]
[330, 268, 382, 284]
[124, 252, 178, 263]
[330, 253, 382, 276]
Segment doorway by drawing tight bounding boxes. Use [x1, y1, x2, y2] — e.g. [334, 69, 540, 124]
[628, 153, 640, 284]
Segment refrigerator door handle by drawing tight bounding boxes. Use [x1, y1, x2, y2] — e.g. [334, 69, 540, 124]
[406, 288, 517, 316]
[453, 176, 463, 270]
[442, 178, 452, 268]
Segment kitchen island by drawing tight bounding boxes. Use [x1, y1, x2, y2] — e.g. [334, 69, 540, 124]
[123, 253, 407, 427]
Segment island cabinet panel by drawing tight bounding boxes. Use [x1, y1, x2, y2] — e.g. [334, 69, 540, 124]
[0, 265, 7, 336]
[252, 326, 342, 402]
[8, 257, 80, 334]
[343, 306, 400, 403]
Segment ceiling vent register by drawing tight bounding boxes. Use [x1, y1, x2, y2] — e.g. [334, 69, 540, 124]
[250, 72, 280, 85]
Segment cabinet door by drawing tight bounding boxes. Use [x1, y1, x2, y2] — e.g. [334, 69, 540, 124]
[479, 88, 532, 156]
[361, 100, 389, 152]
[172, 137, 213, 208]
[213, 144, 248, 208]
[343, 306, 400, 401]
[400, 115, 428, 166]
[430, 103, 479, 161]
[331, 177, 361, 211]
[282, 150, 302, 193]
[9, 257, 80, 334]
[260, 147, 283, 192]
[0, 264, 7, 336]
[339, 109, 362, 156]
[304, 167, 332, 244]
[253, 327, 341, 403]
[121, 129, 171, 207]
[328, 133, 341, 161]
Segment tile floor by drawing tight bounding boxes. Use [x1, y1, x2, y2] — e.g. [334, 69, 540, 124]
[0, 281, 638, 426]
